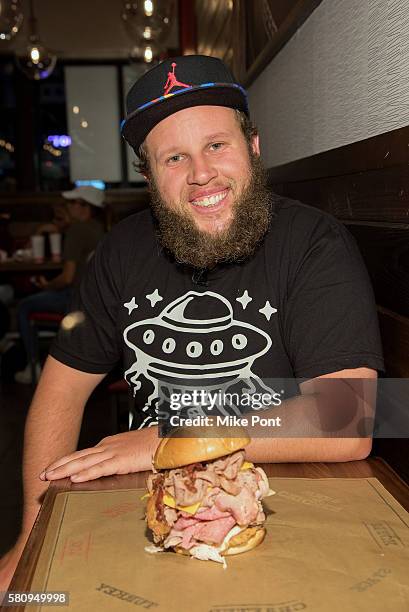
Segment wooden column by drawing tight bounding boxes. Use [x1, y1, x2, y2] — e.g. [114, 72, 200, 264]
[178, 0, 197, 55]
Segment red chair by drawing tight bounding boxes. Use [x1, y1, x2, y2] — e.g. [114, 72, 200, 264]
[28, 312, 64, 385]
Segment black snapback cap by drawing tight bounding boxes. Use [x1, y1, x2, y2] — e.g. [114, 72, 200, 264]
[121, 55, 249, 152]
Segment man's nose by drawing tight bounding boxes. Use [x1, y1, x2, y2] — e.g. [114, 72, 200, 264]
[187, 154, 217, 185]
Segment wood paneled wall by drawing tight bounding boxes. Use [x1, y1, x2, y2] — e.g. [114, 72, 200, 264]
[268, 124, 409, 374]
[268, 126, 409, 479]
[194, 0, 322, 84]
[195, 0, 235, 68]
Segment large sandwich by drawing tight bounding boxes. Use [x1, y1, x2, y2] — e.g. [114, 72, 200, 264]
[145, 428, 274, 566]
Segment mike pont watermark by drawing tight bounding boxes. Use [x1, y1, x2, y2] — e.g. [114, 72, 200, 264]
[168, 412, 282, 428]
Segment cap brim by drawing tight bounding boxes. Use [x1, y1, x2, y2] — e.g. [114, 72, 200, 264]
[61, 191, 104, 207]
[122, 84, 248, 151]
[61, 191, 77, 200]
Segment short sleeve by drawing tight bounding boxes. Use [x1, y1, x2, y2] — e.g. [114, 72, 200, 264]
[283, 213, 384, 379]
[50, 232, 123, 373]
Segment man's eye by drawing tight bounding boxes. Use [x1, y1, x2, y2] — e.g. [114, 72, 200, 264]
[167, 154, 183, 164]
[210, 142, 224, 151]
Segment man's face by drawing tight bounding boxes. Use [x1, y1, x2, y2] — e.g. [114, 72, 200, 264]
[66, 200, 87, 221]
[145, 106, 259, 235]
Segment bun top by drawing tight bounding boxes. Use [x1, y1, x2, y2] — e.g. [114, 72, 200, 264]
[153, 426, 250, 470]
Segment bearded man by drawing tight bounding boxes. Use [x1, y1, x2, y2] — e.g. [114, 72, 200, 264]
[0, 55, 383, 588]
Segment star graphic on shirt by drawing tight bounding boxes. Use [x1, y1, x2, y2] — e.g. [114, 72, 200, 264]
[259, 300, 277, 321]
[146, 289, 163, 307]
[124, 297, 138, 315]
[236, 290, 253, 310]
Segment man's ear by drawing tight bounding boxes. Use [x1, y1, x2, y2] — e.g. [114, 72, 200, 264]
[251, 134, 260, 157]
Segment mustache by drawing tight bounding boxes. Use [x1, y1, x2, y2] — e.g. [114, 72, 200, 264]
[148, 153, 272, 270]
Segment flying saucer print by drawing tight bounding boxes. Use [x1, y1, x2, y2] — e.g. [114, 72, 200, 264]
[123, 291, 277, 428]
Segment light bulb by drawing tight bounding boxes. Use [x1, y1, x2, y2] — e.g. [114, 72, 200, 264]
[144, 45, 153, 62]
[0, 0, 24, 41]
[16, 37, 57, 80]
[121, 0, 175, 43]
[144, 0, 153, 17]
[30, 46, 40, 64]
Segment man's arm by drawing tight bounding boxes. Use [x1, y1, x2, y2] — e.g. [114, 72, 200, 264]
[40, 367, 377, 488]
[37, 260, 76, 290]
[0, 356, 105, 589]
[245, 367, 377, 463]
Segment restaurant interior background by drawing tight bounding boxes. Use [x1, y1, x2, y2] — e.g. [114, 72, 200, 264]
[1, 0, 408, 557]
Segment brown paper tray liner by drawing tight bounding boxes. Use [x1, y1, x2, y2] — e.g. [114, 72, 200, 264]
[30, 478, 409, 612]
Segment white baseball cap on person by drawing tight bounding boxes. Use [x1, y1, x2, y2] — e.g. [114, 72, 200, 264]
[62, 185, 105, 208]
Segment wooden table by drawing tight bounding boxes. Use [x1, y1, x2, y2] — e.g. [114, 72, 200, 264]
[8, 457, 409, 601]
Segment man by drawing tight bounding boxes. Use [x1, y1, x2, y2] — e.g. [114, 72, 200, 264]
[0, 56, 383, 587]
[14, 186, 105, 383]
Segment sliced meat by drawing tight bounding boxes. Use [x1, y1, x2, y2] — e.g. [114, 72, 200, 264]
[195, 469, 220, 487]
[200, 486, 221, 508]
[173, 516, 200, 530]
[255, 467, 271, 498]
[255, 503, 266, 524]
[163, 534, 184, 549]
[236, 469, 260, 494]
[195, 506, 232, 521]
[163, 506, 178, 526]
[214, 485, 259, 525]
[182, 524, 199, 549]
[146, 493, 171, 539]
[193, 516, 236, 545]
[210, 450, 245, 480]
[172, 472, 208, 507]
[146, 473, 156, 494]
[219, 475, 241, 495]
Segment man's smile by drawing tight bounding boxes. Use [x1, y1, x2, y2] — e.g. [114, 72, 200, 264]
[189, 188, 229, 211]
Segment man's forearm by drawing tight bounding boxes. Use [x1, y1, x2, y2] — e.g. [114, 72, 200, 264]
[246, 436, 372, 463]
[19, 357, 103, 541]
[44, 274, 68, 291]
[243, 378, 374, 463]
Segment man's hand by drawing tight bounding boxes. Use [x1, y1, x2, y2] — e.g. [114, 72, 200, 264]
[36, 275, 48, 289]
[40, 428, 160, 483]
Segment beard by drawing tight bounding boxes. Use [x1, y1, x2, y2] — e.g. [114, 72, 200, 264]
[148, 152, 272, 270]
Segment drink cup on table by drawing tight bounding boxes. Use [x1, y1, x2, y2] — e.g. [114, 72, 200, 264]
[49, 233, 62, 262]
[31, 235, 45, 263]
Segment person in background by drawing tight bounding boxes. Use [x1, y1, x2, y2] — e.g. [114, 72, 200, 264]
[14, 186, 105, 384]
[34, 202, 71, 237]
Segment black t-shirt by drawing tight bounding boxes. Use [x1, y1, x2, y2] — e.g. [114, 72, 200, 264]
[50, 196, 384, 429]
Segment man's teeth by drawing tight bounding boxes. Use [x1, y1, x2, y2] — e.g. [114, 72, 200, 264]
[191, 191, 227, 208]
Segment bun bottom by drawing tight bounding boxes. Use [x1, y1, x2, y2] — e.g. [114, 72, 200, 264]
[174, 527, 266, 558]
[224, 526, 266, 555]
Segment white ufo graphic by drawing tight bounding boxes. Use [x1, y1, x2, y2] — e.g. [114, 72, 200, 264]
[124, 291, 273, 385]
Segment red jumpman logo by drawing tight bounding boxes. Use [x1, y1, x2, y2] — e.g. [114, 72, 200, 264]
[163, 62, 191, 95]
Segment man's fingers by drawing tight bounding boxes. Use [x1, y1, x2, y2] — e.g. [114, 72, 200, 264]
[43, 451, 112, 480]
[69, 458, 121, 482]
[40, 447, 106, 478]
